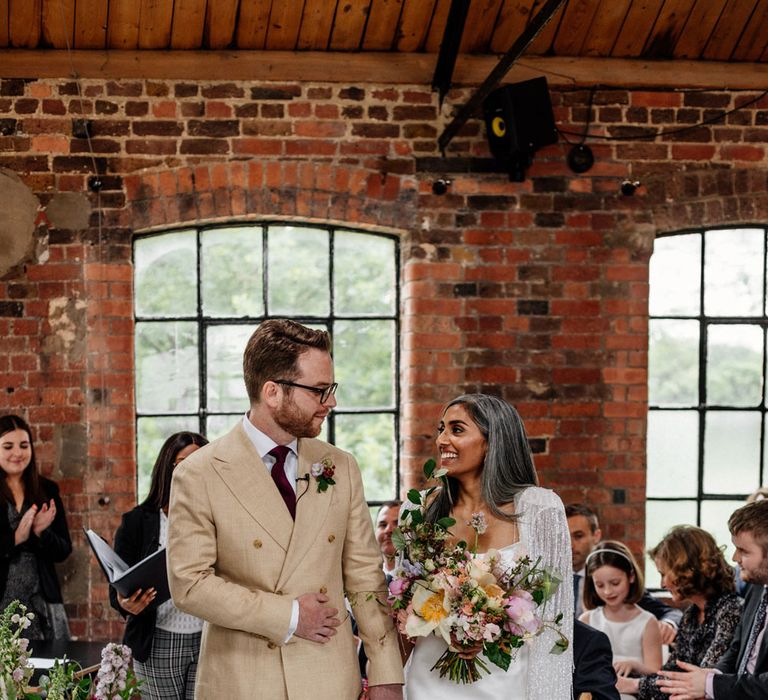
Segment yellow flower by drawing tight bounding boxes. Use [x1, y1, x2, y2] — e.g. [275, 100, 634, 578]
[406, 582, 453, 644]
[420, 592, 448, 623]
[483, 583, 504, 599]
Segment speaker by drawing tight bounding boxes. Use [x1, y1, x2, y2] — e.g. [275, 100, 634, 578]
[482, 77, 557, 180]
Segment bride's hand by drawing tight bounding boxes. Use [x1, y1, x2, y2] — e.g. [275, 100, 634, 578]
[451, 633, 483, 659]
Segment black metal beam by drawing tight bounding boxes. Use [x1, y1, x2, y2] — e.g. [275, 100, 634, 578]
[431, 0, 471, 106]
[437, 0, 568, 154]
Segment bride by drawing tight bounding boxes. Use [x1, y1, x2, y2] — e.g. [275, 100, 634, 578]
[403, 394, 573, 699]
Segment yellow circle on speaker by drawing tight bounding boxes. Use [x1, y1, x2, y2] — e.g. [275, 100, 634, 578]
[491, 116, 506, 138]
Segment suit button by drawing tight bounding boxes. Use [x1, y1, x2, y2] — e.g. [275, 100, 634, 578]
[319, 586, 327, 594]
[267, 642, 277, 649]
[276, 590, 283, 595]
[328, 534, 335, 542]
[253, 539, 262, 549]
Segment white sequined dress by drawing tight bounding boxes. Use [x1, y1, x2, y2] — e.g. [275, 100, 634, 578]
[403, 486, 574, 699]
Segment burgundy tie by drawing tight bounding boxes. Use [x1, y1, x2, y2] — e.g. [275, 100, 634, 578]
[268, 445, 296, 519]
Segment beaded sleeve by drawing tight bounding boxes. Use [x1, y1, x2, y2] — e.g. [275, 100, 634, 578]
[516, 486, 574, 700]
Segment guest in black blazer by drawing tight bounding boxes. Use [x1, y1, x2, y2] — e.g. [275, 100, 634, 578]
[0, 414, 71, 640]
[657, 499, 768, 699]
[573, 620, 620, 700]
[110, 431, 207, 700]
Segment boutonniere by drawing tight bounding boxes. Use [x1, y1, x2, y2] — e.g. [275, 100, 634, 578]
[310, 456, 336, 492]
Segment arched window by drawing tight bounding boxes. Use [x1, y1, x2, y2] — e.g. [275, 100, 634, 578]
[646, 226, 767, 585]
[133, 223, 400, 507]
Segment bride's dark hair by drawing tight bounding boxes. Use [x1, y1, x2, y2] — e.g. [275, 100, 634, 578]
[425, 394, 539, 524]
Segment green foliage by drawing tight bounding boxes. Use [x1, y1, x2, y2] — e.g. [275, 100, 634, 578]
[201, 227, 263, 317]
[334, 413, 394, 501]
[334, 232, 395, 315]
[707, 336, 762, 406]
[333, 320, 395, 408]
[648, 322, 698, 405]
[134, 232, 197, 317]
[268, 226, 330, 315]
[483, 642, 511, 672]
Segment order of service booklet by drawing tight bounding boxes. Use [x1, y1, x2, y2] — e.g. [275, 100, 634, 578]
[84, 528, 171, 607]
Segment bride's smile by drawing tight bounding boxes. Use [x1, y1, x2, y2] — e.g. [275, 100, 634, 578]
[436, 404, 488, 478]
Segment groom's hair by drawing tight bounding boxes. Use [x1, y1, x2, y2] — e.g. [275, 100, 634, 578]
[243, 319, 331, 402]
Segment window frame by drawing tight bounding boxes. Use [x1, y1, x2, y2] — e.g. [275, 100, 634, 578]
[646, 225, 768, 582]
[132, 221, 401, 508]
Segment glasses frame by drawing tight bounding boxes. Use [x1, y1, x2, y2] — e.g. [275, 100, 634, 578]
[273, 379, 338, 404]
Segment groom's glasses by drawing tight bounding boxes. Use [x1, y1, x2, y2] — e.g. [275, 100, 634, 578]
[273, 379, 338, 404]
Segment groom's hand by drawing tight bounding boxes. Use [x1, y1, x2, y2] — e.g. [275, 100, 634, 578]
[368, 684, 403, 700]
[295, 592, 341, 643]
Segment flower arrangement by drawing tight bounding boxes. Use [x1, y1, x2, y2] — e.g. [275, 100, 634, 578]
[310, 456, 336, 492]
[387, 460, 568, 684]
[90, 643, 141, 700]
[0, 601, 34, 698]
[0, 601, 141, 700]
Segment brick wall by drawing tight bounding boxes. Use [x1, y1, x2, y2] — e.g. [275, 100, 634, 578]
[0, 76, 767, 639]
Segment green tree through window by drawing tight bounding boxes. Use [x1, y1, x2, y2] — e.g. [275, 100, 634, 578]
[646, 227, 767, 586]
[133, 224, 400, 505]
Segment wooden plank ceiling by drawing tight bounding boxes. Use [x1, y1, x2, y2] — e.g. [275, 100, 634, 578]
[3, 0, 768, 63]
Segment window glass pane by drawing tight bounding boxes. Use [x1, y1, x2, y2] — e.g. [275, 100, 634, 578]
[704, 228, 764, 317]
[646, 410, 698, 497]
[135, 321, 199, 413]
[206, 414, 242, 441]
[644, 500, 697, 589]
[136, 415, 199, 502]
[134, 230, 197, 317]
[700, 499, 743, 566]
[334, 413, 395, 501]
[334, 320, 395, 408]
[334, 232, 396, 315]
[649, 234, 701, 316]
[201, 227, 264, 317]
[707, 324, 763, 406]
[207, 325, 253, 412]
[648, 319, 699, 407]
[704, 411, 761, 494]
[267, 226, 329, 316]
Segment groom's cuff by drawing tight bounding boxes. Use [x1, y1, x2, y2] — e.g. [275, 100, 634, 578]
[282, 599, 300, 643]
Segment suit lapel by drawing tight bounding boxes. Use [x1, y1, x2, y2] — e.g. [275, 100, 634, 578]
[211, 425, 294, 552]
[277, 439, 334, 587]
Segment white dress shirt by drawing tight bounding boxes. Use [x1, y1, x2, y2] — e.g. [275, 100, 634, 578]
[241, 413, 300, 643]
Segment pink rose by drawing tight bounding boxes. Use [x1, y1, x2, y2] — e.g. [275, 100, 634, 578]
[388, 576, 410, 599]
[504, 591, 541, 636]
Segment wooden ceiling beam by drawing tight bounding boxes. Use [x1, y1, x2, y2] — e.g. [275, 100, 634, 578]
[0, 50, 767, 89]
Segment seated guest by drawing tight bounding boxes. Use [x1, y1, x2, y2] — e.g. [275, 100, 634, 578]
[375, 500, 400, 578]
[110, 431, 208, 700]
[0, 414, 71, 640]
[736, 487, 768, 597]
[573, 619, 621, 700]
[567, 503, 682, 643]
[617, 525, 741, 698]
[657, 499, 768, 698]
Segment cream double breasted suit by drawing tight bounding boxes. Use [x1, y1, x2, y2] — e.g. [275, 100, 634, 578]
[167, 424, 404, 699]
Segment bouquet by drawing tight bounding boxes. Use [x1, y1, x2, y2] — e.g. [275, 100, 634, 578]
[387, 460, 568, 684]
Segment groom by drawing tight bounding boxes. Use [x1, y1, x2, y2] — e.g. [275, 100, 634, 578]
[167, 320, 404, 699]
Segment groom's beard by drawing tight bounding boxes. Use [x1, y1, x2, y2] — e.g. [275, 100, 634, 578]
[273, 396, 325, 438]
